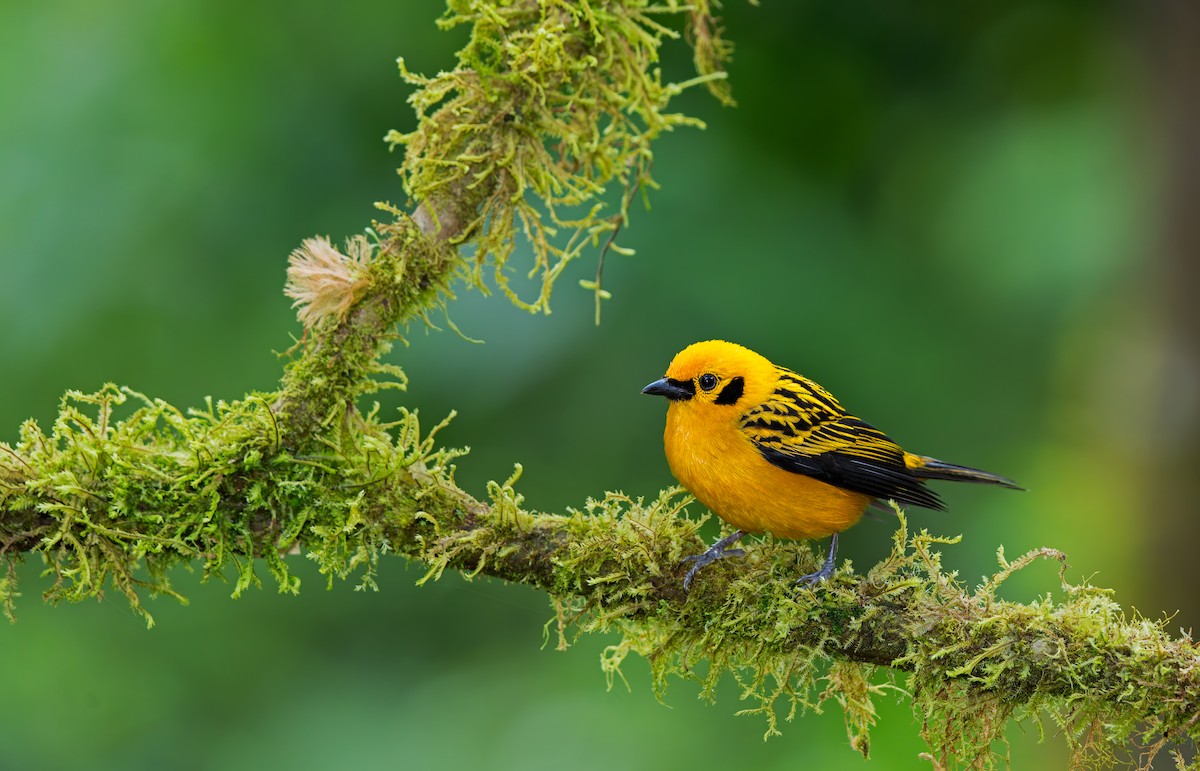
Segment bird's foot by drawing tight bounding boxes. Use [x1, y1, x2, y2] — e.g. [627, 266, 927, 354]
[682, 530, 747, 591]
[796, 532, 839, 588]
[795, 560, 834, 587]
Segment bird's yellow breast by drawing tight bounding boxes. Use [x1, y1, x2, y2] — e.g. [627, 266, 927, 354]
[664, 400, 871, 540]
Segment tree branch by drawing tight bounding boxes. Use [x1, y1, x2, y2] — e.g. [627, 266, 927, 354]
[3, 400, 1198, 766]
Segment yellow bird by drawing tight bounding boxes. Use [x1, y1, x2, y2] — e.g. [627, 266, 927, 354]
[642, 340, 1021, 589]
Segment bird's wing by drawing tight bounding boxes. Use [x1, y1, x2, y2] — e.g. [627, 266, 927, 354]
[741, 370, 945, 510]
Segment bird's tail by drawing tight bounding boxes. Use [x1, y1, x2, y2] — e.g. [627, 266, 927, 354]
[904, 454, 1024, 490]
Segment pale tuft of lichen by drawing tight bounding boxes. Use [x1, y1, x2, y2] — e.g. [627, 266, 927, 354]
[285, 235, 375, 327]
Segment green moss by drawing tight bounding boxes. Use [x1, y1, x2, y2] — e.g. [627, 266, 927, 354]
[387, 0, 731, 315]
[7, 388, 1200, 765]
[0, 381, 464, 626]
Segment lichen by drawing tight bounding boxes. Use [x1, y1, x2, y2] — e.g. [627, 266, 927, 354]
[285, 235, 375, 328]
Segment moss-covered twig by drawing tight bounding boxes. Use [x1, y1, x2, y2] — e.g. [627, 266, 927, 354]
[274, 0, 729, 450]
[3, 2, 1197, 768]
[1, 390, 1197, 767]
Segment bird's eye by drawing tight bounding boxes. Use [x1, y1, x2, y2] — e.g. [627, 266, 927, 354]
[698, 373, 718, 391]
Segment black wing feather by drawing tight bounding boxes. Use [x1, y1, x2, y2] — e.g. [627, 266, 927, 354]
[757, 446, 945, 511]
[741, 367, 945, 511]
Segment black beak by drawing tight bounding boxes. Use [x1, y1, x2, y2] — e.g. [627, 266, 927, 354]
[641, 377, 695, 401]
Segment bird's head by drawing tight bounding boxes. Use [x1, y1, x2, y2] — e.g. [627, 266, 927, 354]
[642, 340, 774, 410]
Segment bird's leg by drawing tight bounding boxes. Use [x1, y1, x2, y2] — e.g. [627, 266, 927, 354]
[682, 530, 747, 590]
[796, 532, 839, 587]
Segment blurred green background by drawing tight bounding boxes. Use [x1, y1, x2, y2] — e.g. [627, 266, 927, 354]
[2, 1, 1195, 768]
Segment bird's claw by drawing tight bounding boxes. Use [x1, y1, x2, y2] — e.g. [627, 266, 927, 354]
[682, 548, 744, 565]
[681, 531, 747, 591]
[795, 562, 834, 587]
[682, 548, 726, 591]
[795, 532, 839, 590]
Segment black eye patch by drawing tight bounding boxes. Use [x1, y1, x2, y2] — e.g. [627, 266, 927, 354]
[714, 376, 744, 405]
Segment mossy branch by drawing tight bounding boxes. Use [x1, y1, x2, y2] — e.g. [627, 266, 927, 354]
[3, 2, 1196, 769]
[2, 391, 1198, 767]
